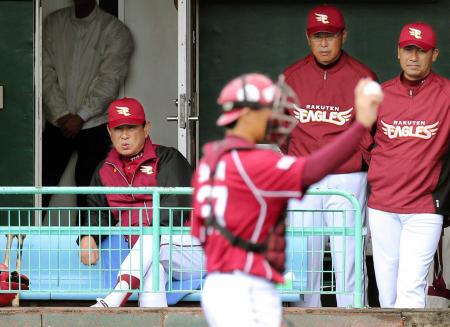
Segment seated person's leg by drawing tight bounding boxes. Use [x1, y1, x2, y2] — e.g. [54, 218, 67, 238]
[93, 235, 153, 307]
[139, 234, 204, 307]
[160, 235, 204, 282]
[138, 262, 168, 307]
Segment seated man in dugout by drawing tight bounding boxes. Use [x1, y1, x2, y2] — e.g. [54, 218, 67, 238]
[78, 97, 203, 307]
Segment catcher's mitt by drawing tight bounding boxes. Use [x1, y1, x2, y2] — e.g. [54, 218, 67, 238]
[0, 263, 29, 306]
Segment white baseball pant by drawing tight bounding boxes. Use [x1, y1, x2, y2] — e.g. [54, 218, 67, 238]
[201, 271, 282, 327]
[287, 172, 368, 307]
[118, 234, 204, 307]
[368, 208, 442, 308]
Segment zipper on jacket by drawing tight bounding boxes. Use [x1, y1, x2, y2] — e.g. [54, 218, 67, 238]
[130, 168, 139, 188]
[105, 162, 136, 200]
[323, 71, 327, 80]
[409, 88, 413, 97]
[143, 201, 152, 225]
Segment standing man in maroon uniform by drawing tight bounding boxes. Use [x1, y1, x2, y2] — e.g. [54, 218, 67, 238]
[281, 4, 377, 307]
[368, 22, 449, 308]
[191, 73, 382, 327]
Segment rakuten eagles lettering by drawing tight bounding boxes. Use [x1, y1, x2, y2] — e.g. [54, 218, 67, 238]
[294, 105, 353, 126]
[381, 120, 439, 140]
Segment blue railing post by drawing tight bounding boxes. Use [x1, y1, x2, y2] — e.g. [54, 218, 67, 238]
[352, 198, 363, 308]
[152, 190, 161, 292]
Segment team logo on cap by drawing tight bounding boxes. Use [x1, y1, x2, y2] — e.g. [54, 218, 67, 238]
[381, 120, 439, 139]
[409, 28, 422, 39]
[315, 13, 329, 24]
[116, 106, 131, 116]
[140, 166, 154, 175]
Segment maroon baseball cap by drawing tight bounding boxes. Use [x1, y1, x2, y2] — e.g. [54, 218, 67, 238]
[108, 97, 146, 128]
[398, 22, 436, 51]
[306, 5, 345, 35]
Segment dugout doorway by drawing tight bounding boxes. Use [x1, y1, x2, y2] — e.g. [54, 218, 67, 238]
[36, 0, 184, 225]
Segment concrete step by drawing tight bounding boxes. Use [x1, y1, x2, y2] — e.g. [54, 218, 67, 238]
[1, 307, 450, 327]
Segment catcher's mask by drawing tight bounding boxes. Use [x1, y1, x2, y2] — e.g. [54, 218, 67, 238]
[0, 263, 29, 306]
[265, 75, 298, 146]
[216, 73, 297, 146]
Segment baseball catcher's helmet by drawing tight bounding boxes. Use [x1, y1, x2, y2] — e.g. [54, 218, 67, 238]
[216, 73, 298, 145]
[0, 263, 29, 306]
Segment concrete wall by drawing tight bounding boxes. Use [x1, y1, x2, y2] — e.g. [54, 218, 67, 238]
[2, 307, 450, 327]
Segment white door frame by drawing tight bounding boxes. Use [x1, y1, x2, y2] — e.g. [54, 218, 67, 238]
[34, 0, 43, 225]
[177, 0, 198, 165]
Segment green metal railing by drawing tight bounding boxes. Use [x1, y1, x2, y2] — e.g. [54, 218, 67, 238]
[307, 189, 363, 307]
[0, 186, 363, 307]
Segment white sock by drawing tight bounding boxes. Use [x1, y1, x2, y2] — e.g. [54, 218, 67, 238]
[103, 280, 131, 307]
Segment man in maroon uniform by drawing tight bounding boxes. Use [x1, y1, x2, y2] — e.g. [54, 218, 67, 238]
[368, 22, 449, 308]
[281, 4, 377, 307]
[79, 97, 203, 307]
[191, 73, 382, 327]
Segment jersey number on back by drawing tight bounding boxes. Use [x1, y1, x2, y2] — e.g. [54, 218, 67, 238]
[196, 162, 228, 227]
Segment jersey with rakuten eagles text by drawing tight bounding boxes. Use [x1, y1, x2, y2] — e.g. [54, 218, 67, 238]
[191, 136, 305, 283]
[368, 72, 450, 214]
[283, 51, 377, 173]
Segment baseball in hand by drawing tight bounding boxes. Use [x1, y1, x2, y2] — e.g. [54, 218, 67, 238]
[363, 81, 382, 96]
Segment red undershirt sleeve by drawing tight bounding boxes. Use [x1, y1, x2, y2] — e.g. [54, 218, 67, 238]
[302, 122, 366, 187]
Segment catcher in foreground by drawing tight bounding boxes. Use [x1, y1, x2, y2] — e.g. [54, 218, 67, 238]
[191, 73, 382, 327]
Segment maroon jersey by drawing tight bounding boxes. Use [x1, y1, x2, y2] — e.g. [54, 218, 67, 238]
[99, 138, 158, 227]
[368, 72, 450, 214]
[191, 136, 306, 283]
[283, 51, 377, 173]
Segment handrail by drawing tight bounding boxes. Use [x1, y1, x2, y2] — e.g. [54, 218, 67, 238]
[0, 186, 364, 307]
[0, 186, 192, 195]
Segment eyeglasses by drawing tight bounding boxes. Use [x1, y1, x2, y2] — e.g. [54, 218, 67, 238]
[310, 32, 341, 43]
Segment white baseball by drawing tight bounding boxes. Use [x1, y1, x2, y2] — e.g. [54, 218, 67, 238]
[363, 81, 382, 96]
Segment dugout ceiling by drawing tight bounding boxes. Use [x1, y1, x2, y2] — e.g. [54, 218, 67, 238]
[198, 0, 450, 148]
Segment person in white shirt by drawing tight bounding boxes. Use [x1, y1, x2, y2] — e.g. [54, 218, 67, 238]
[42, 0, 134, 211]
